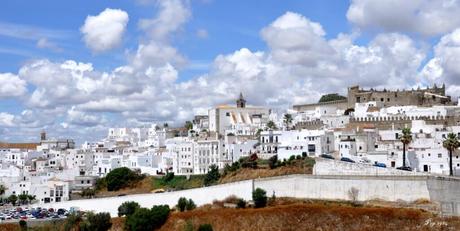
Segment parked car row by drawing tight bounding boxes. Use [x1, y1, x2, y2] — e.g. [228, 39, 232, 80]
[0, 207, 70, 221]
[318, 154, 413, 171]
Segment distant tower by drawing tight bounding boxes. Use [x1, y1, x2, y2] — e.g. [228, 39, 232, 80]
[40, 130, 46, 141]
[236, 92, 246, 108]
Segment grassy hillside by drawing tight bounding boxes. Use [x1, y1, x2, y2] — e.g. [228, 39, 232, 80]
[159, 200, 460, 231]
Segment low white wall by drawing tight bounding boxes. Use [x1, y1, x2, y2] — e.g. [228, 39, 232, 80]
[42, 174, 436, 217]
[255, 175, 430, 202]
[313, 158, 428, 176]
[42, 180, 253, 217]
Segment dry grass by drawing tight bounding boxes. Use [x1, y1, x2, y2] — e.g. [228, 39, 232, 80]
[3, 199, 459, 231]
[219, 160, 312, 184]
[159, 201, 460, 231]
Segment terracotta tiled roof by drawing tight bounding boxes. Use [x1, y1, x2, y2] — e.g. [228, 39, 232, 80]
[0, 142, 39, 150]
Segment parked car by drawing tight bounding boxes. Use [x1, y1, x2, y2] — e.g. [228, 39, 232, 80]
[320, 154, 335, 160]
[340, 157, 355, 163]
[396, 166, 412, 171]
[374, 162, 387, 168]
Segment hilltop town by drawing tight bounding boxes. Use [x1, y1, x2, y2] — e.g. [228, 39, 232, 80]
[1, 84, 459, 208]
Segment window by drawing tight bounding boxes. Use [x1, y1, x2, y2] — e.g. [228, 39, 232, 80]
[226, 112, 230, 116]
[308, 144, 315, 153]
[380, 98, 384, 102]
[375, 145, 378, 148]
[440, 164, 444, 169]
[438, 153, 442, 158]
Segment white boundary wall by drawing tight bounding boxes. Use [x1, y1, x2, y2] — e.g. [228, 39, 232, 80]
[42, 175, 433, 217]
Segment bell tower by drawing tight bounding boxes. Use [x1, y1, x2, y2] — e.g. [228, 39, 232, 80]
[40, 130, 46, 141]
[236, 92, 246, 108]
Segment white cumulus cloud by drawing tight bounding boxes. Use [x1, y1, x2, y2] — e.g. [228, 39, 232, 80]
[347, 0, 460, 36]
[0, 73, 27, 98]
[80, 8, 129, 53]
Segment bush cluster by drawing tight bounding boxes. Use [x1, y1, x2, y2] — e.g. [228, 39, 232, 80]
[105, 167, 144, 191]
[124, 204, 170, 231]
[204, 164, 220, 186]
[252, 188, 268, 208]
[177, 197, 197, 212]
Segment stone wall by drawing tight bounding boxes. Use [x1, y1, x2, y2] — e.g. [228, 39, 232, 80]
[41, 173, 460, 217]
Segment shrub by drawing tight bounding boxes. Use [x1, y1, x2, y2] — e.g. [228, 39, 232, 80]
[105, 167, 143, 191]
[204, 164, 220, 186]
[118, 201, 140, 217]
[236, 199, 246, 208]
[289, 155, 296, 161]
[150, 205, 170, 229]
[302, 152, 307, 158]
[186, 199, 196, 211]
[198, 224, 213, 231]
[296, 155, 302, 160]
[268, 155, 278, 169]
[177, 197, 188, 212]
[125, 205, 170, 231]
[80, 212, 112, 231]
[95, 177, 107, 191]
[162, 172, 175, 182]
[19, 220, 27, 231]
[8, 194, 17, 206]
[252, 188, 267, 208]
[64, 213, 82, 231]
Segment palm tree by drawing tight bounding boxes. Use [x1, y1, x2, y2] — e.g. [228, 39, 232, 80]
[27, 194, 36, 204]
[266, 121, 277, 130]
[443, 133, 459, 176]
[0, 185, 6, 204]
[18, 193, 28, 205]
[283, 113, 293, 130]
[400, 128, 412, 167]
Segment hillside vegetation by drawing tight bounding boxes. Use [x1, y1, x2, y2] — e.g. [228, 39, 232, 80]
[159, 199, 460, 231]
[92, 154, 314, 198]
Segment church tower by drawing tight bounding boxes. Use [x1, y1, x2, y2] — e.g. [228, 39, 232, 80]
[236, 92, 246, 108]
[40, 130, 46, 141]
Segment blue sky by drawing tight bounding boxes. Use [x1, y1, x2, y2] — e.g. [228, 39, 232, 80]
[1, 0, 460, 143]
[0, 0, 352, 75]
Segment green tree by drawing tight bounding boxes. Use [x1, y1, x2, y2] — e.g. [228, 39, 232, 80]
[162, 172, 175, 182]
[400, 128, 412, 167]
[318, 93, 346, 103]
[80, 212, 112, 231]
[64, 213, 82, 231]
[236, 198, 246, 208]
[0, 185, 6, 196]
[8, 194, 17, 206]
[198, 224, 213, 231]
[27, 194, 36, 204]
[266, 121, 277, 130]
[18, 193, 28, 205]
[81, 188, 96, 198]
[125, 205, 170, 231]
[268, 155, 278, 169]
[443, 133, 460, 176]
[105, 167, 143, 191]
[177, 197, 188, 212]
[204, 164, 220, 186]
[19, 220, 27, 231]
[283, 113, 293, 130]
[252, 188, 267, 208]
[186, 199, 196, 211]
[185, 121, 193, 131]
[118, 201, 140, 217]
